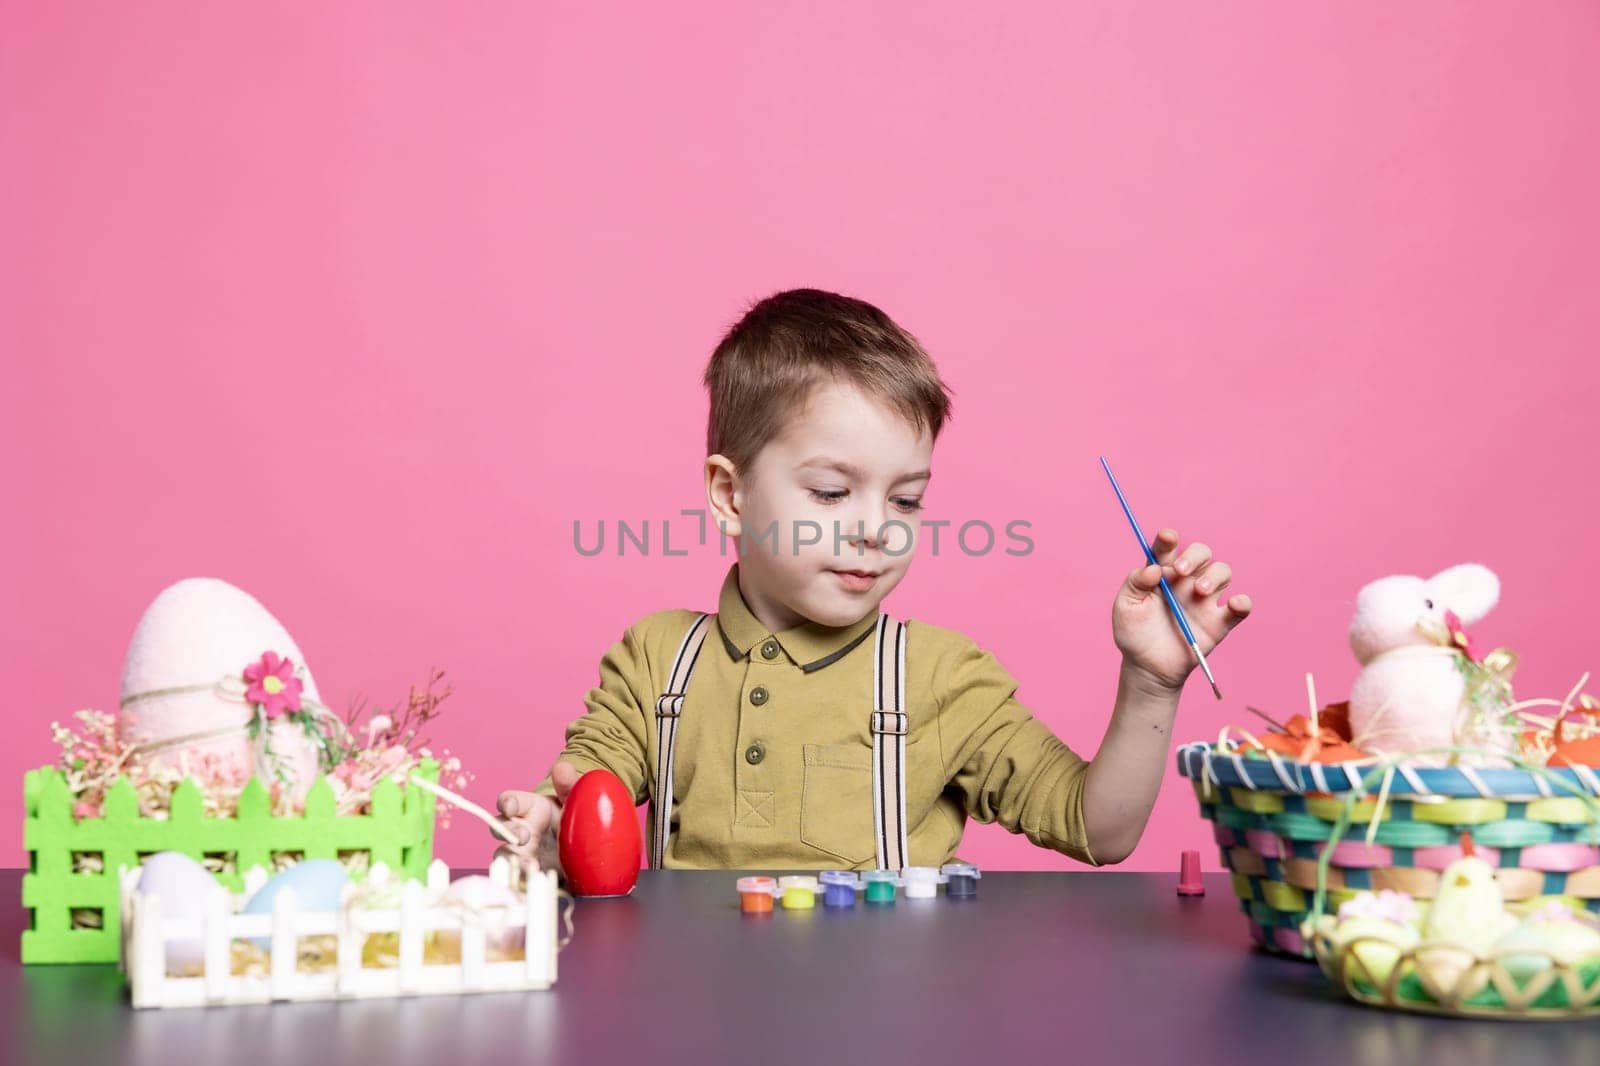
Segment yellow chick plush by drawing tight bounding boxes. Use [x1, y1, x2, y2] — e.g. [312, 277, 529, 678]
[1418, 835, 1516, 999]
[1425, 850, 1516, 949]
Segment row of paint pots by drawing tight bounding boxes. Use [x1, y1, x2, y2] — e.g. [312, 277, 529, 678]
[736, 864, 981, 913]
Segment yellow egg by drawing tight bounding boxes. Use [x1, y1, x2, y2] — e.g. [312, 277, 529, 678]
[1541, 921, 1600, 965]
[1332, 916, 1418, 988]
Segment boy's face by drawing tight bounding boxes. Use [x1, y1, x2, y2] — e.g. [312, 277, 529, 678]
[706, 378, 933, 631]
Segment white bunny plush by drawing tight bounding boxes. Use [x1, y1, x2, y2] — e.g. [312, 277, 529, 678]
[1346, 564, 1503, 761]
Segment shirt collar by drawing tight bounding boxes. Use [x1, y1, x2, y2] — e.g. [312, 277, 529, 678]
[714, 562, 880, 672]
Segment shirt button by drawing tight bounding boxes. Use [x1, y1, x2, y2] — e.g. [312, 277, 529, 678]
[745, 742, 766, 765]
[760, 639, 781, 660]
[749, 686, 769, 706]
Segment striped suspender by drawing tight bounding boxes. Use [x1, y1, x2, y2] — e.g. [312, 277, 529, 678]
[650, 612, 711, 870]
[649, 611, 911, 871]
[870, 615, 910, 872]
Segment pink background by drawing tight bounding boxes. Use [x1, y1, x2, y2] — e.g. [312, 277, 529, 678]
[4, 2, 1598, 872]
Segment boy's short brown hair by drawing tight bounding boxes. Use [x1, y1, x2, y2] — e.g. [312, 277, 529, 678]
[703, 288, 954, 473]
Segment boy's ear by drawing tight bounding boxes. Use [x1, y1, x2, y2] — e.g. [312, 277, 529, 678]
[704, 454, 743, 539]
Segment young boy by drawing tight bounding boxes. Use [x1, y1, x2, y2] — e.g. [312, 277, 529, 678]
[494, 288, 1251, 873]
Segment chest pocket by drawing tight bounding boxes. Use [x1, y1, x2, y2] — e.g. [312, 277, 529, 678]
[800, 743, 874, 865]
[800, 733, 930, 867]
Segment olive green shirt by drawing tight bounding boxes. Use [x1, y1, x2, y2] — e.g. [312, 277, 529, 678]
[534, 562, 1098, 869]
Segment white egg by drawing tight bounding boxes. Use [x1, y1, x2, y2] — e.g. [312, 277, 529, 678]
[1414, 941, 1489, 1003]
[135, 851, 221, 971]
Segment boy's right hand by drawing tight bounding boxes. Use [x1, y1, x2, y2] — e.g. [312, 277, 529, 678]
[493, 761, 581, 874]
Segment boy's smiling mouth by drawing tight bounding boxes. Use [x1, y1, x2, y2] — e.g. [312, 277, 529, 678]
[828, 568, 881, 592]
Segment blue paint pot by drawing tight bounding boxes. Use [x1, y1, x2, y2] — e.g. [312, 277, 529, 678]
[819, 870, 859, 908]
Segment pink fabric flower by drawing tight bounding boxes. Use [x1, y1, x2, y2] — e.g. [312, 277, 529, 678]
[1526, 901, 1581, 926]
[243, 650, 304, 719]
[1444, 609, 1480, 662]
[1338, 889, 1418, 926]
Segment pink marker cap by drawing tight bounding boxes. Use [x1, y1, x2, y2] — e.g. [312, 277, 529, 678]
[1177, 849, 1205, 896]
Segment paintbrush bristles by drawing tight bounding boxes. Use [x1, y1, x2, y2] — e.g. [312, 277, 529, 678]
[1245, 705, 1289, 733]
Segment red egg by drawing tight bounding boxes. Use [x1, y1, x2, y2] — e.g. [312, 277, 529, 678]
[558, 769, 642, 897]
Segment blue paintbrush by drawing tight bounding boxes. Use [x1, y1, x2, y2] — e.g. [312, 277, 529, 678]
[1099, 456, 1223, 700]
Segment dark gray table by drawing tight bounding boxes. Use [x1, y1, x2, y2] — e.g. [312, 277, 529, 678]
[4, 870, 1595, 1065]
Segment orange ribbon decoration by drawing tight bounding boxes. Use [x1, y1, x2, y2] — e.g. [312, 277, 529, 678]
[1245, 701, 1370, 764]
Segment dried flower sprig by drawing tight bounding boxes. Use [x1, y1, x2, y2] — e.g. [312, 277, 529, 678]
[335, 668, 471, 827]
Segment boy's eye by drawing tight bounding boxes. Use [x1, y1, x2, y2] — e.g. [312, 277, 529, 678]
[808, 489, 922, 513]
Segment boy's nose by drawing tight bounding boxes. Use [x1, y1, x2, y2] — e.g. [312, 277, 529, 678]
[847, 508, 885, 549]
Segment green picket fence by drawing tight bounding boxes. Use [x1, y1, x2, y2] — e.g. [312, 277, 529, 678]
[21, 758, 439, 964]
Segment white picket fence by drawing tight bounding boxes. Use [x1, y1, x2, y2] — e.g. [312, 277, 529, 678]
[118, 856, 561, 1008]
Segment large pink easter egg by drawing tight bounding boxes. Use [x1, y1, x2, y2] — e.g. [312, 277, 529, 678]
[119, 577, 327, 802]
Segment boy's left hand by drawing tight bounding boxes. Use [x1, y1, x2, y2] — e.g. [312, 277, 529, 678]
[1113, 527, 1252, 692]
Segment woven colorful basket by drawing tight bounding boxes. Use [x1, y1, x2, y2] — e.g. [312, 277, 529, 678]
[1176, 741, 1600, 959]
